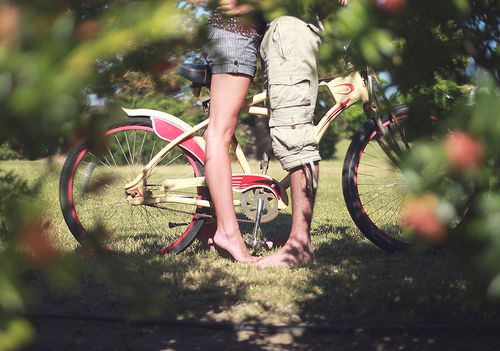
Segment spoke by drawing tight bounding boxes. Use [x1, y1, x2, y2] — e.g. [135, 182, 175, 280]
[373, 135, 401, 170]
[82, 154, 128, 184]
[124, 131, 134, 178]
[78, 203, 125, 235]
[137, 205, 163, 235]
[149, 204, 176, 224]
[132, 130, 138, 168]
[165, 152, 184, 166]
[73, 172, 112, 189]
[106, 145, 119, 168]
[373, 193, 407, 225]
[364, 140, 394, 161]
[357, 181, 401, 187]
[361, 149, 384, 161]
[360, 187, 397, 207]
[356, 172, 377, 178]
[114, 133, 132, 167]
[147, 204, 189, 232]
[83, 150, 113, 169]
[102, 204, 131, 240]
[149, 151, 185, 180]
[366, 191, 406, 221]
[103, 203, 123, 226]
[149, 139, 157, 163]
[86, 152, 114, 171]
[359, 162, 399, 173]
[100, 154, 115, 169]
[385, 197, 405, 226]
[133, 206, 154, 234]
[358, 182, 401, 197]
[137, 130, 148, 166]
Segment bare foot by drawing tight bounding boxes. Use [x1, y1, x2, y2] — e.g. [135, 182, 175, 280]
[212, 231, 258, 263]
[257, 240, 315, 268]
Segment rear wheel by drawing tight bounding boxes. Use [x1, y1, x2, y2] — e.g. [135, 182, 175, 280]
[59, 118, 208, 254]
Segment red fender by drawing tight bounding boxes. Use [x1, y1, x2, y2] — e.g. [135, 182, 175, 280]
[122, 108, 206, 164]
[231, 174, 283, 201]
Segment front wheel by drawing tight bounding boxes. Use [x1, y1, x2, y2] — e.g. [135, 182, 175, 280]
[342, 106, 437, 252]
[59, 118, 208, 254]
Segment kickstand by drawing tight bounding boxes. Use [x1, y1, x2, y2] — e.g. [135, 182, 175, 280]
[249, 153, 269, 249]
[250, 195, 265, 248]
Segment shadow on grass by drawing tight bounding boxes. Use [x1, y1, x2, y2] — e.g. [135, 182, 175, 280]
[300, 223, 500, 325]
[28, 217, 500, 350]
[29, 230, 271, 350]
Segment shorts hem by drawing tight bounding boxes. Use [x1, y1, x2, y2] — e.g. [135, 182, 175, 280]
[280, 155, 321, 171]
[211, 64, 256, 77]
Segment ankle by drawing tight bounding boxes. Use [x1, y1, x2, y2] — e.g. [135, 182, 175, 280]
[285, 236, 311, 250]
[214, 227, 241, 239]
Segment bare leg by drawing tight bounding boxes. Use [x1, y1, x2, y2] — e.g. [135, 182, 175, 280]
[204, 73, 255, 262]
[257, 164, 318, 267]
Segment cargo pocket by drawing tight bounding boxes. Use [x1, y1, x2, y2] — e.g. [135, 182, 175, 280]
[269, 77, 312, 110]
[270, 123, 316, 155]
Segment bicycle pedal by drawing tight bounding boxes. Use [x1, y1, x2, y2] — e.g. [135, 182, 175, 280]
[168, 221, 190, 228]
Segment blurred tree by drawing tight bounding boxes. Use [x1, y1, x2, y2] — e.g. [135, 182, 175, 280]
[0, 1, 195, 348]
[0, 0, 195, 158]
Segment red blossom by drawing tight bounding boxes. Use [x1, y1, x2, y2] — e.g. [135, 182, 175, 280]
[401, 193, 446, 243]
[20, 219, 58, 265]
[445, 130, 485, 170]
[372, 0, 407, 14]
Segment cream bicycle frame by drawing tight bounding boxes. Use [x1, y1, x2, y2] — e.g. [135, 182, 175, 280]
[124, 70, 370, 209]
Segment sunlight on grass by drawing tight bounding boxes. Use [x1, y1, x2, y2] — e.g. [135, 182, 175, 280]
[0, 143, 475, 328]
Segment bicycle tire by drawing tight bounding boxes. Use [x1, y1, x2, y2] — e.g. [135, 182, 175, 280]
[342, 105, 433, 252]
[59, 118, 208, 254]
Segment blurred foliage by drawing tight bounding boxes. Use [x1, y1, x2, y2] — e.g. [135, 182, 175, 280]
[401, 74, 500, 304]
[0, 169, 39, 349]
[0, 0, 194, 159]
[116, 71, 206, 125]
[312, 0, 499, 304]
[0, 0, 499, 348]
[0, 144, 21, 161]
[323, 0, 498, 106]
[0, 0, 195, 348]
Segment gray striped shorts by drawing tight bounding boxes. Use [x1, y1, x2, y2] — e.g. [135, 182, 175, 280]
[204, 25, 260, 77]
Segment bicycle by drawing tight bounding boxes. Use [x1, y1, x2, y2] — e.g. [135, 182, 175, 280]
[59, 61, 438, 254]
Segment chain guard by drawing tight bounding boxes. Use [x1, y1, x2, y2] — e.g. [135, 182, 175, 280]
[240, 188, 279, 223]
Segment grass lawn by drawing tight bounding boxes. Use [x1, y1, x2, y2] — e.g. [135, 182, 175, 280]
[2, 140, 499, 350]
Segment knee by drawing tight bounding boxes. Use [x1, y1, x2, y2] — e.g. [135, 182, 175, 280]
[205, 123, 234, 147]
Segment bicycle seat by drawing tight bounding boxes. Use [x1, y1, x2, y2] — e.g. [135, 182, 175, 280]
[177, 63, 212, 87]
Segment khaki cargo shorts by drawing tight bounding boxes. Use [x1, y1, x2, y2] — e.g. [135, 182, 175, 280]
[260, 16, 322, 171]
